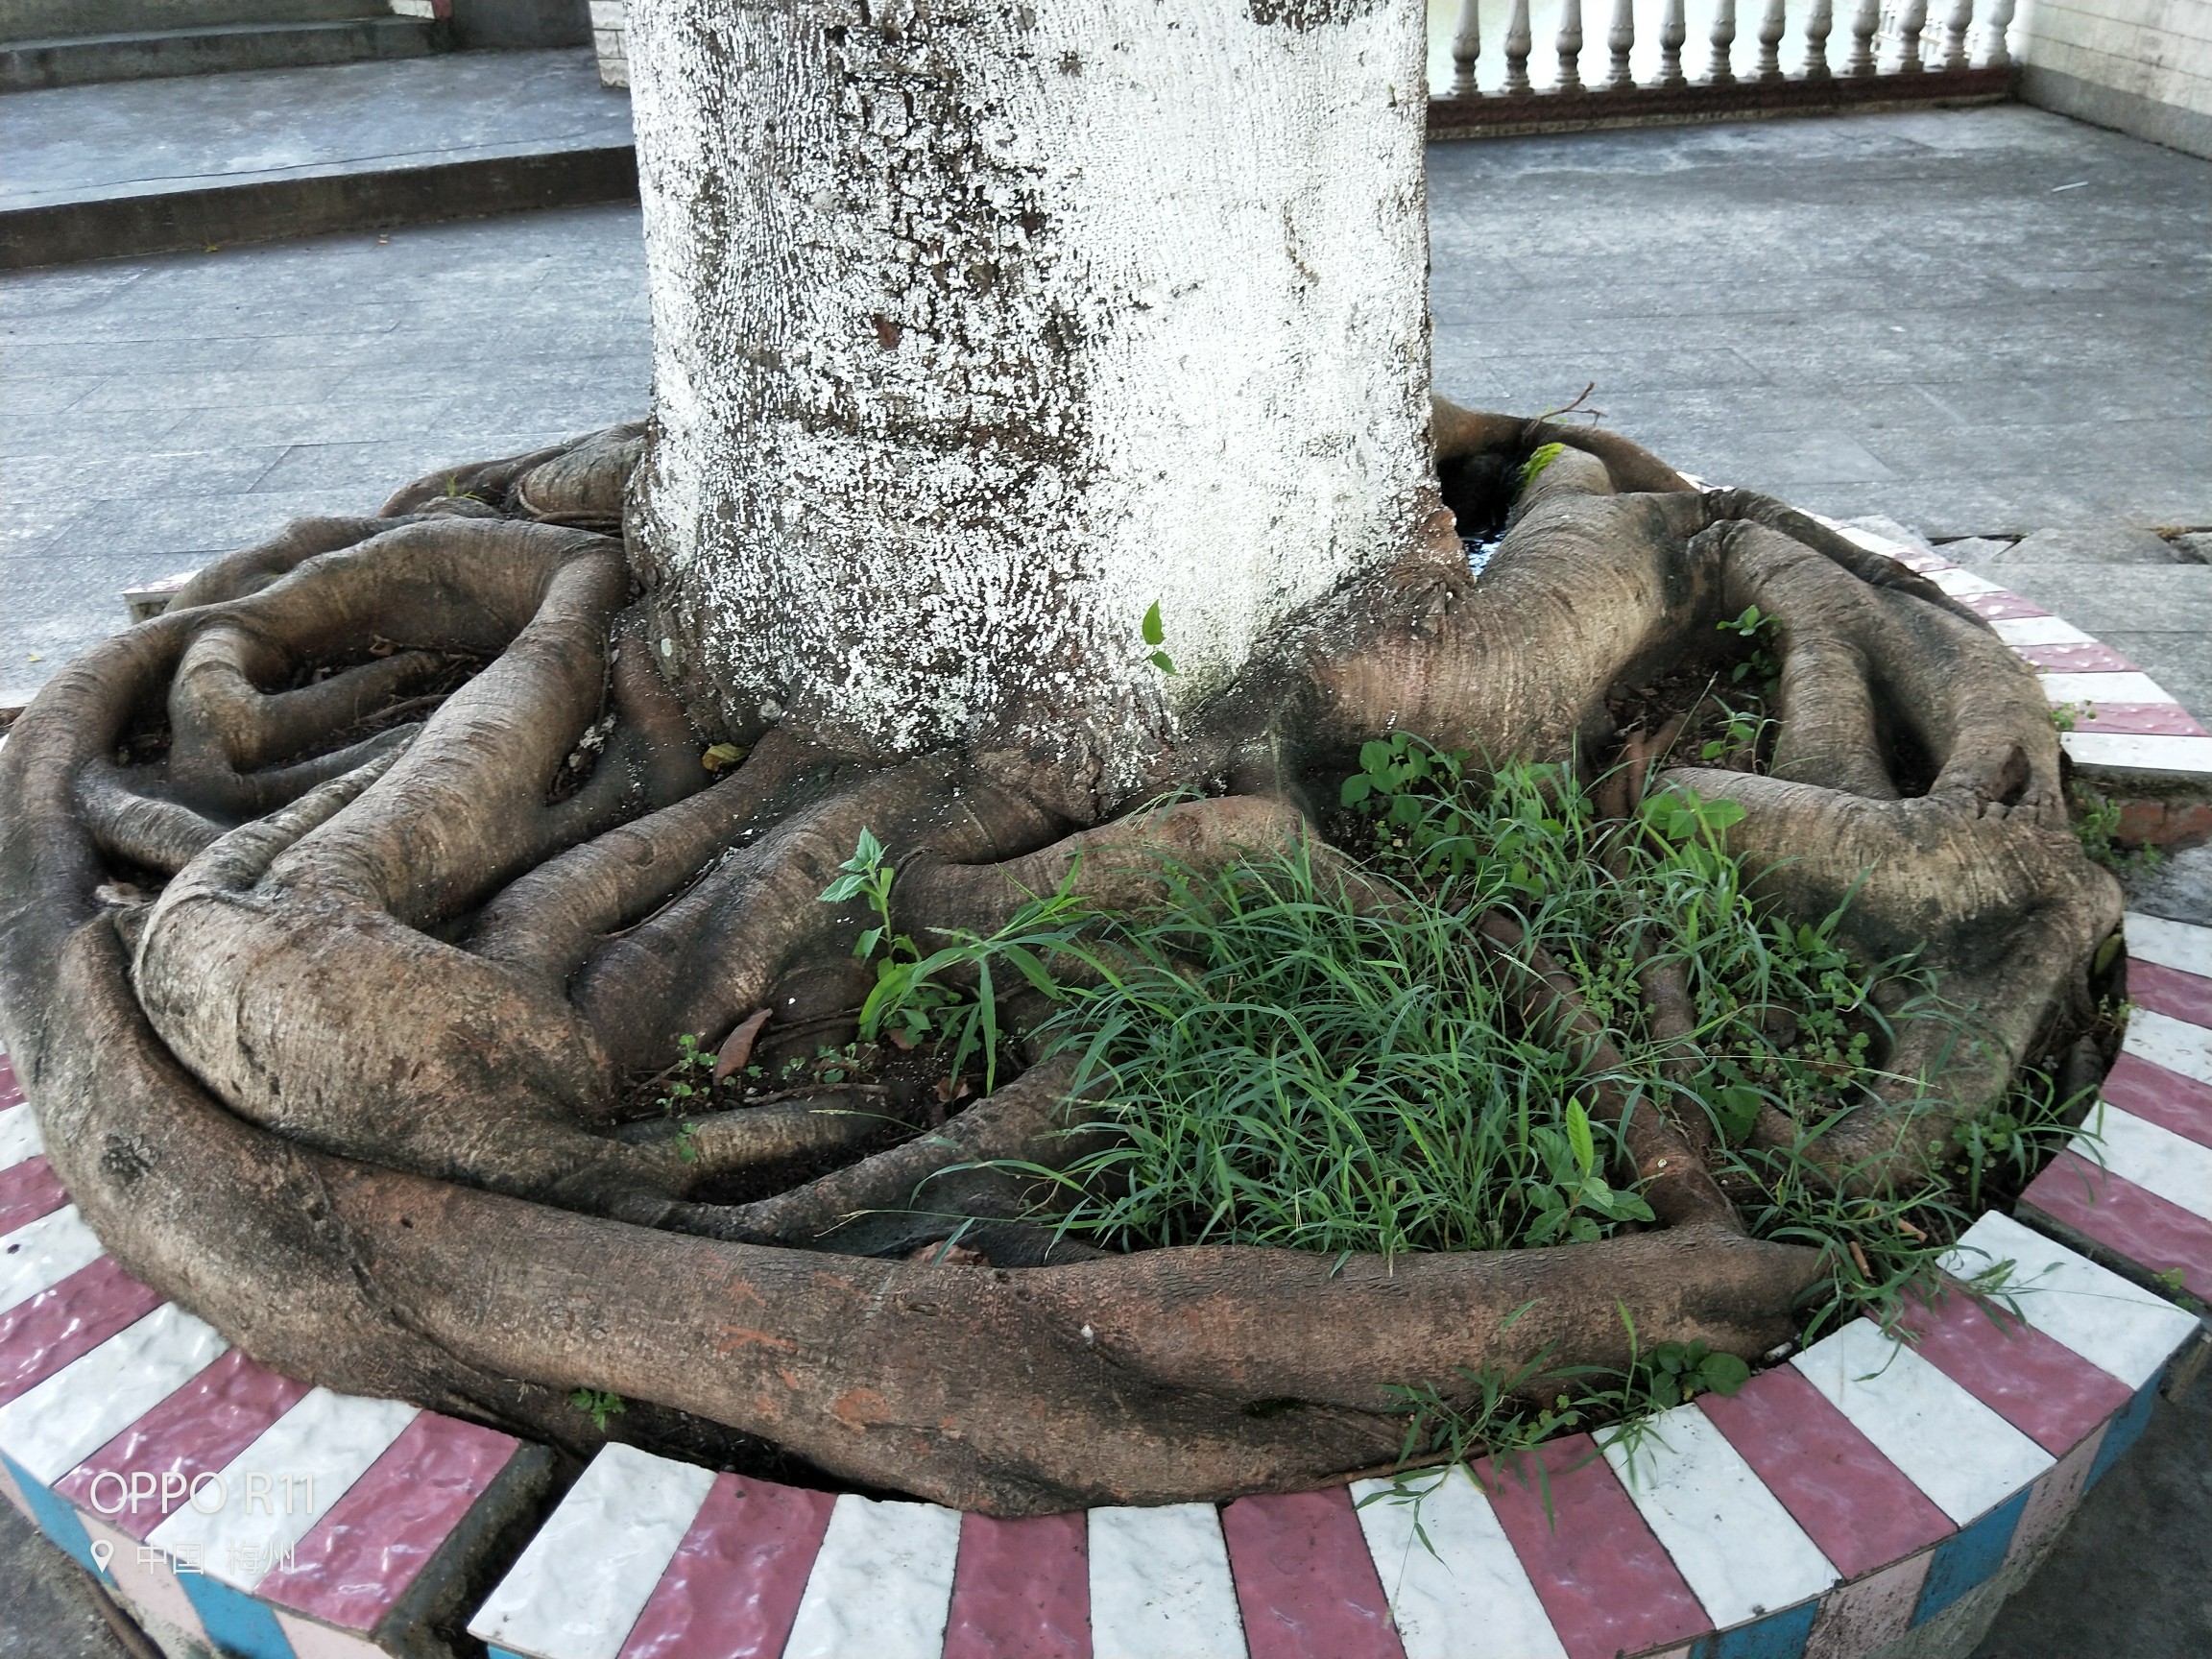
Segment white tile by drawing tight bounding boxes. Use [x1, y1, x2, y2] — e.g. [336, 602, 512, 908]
[2122, 1008, 2212, 1089]
[1604, 1405, 1839, 1626]
[468, 1442, 714, 1659]
[1832, 523, 1908, 556]
[273, 1609, 389, 1659]
[2126, 913, 2212, 980]
[1353, 1467, 1569, 1659]
[2036, 670, 2173, 705]
[0, 1205, 105, 1315]
[1089, 1503, 1248, 1659]
[0, 1303, 226, 1484]
[1990, 616, 2095, 648]
[1943, 1212, 2200, 1389]
[2062, 732, 2212, 776]
[782, 1494, 962, 1659]
[0, 1103, 43, 1173]
[1791, 1320, 2052, 1524]
[148, 1389, 418, 1593]
[1926, 567, 2005, 597]
[2087, 1106, 2212, 1219]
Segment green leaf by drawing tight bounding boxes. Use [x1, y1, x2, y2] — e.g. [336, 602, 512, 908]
[1697, 1352, 1751, 1395]
[819, 873, 868, 903]
[1359, 739, 1394, 775]
[1564, 1100, 1596, 1175]
[1713, 1084, 1763, 1143]
[854, 926, 883, 960]
[1339, 774, 1374, 806]
[1142, 600, 1166, 646]
[1149, 650, 1177, 675]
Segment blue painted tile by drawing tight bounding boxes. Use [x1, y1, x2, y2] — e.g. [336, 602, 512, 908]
[1912, 1486, 2030, 1626]
[1690, 1596, 1820, 1659]
[2085, 1378, 2160, 1490]
[177, 1574, 297, 1659]
[2, 1451, 104, 1580]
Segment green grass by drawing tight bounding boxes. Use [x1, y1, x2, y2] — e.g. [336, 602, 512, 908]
[819, 744, 2101, 1469]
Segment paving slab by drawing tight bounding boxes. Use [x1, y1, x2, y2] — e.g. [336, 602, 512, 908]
[0, 48, 630, 211]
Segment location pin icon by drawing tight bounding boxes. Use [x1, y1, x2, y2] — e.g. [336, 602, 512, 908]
[89, 1538, 113, 1575]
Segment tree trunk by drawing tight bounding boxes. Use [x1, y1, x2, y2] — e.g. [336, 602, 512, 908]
[626, 0, 1434, 800]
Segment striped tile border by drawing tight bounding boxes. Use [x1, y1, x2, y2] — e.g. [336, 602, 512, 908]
[0, 1059, 553, 1659]
[14, 521, 2211, 1657]
[455, 910, 2211, 1659]
[1824, 522, 2212, 813]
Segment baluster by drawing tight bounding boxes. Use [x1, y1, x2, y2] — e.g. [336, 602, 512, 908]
[1556, 0, 1584, 91]
[1708, 0, 1738, 83]
[1941, 0, 1972, 69]
[1803, 0, 1833, 78]
[1899, 0, 1929, 72]
[1451, 0, 1481, 97]
[1757, 0, 1788, 78]
[1504, 0, 1533, 94]
[1659, 0, 1689, 84]
[1608, 0, 1637, 88]
[1983, 0, 2014, 66]
[1846, 0, 1878, 75]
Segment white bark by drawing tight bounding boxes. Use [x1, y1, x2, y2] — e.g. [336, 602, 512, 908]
[627, 0, 1432, 783]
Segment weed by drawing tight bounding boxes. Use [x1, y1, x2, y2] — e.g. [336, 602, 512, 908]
[568, 1388, 625, 1431]
[2067, 784, 2164, 878]
[1142, 600, 1177, 676]
[1518, 442, 1568, 493]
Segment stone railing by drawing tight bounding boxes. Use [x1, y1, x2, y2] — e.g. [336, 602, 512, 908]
[1429, 0, 2017, 135]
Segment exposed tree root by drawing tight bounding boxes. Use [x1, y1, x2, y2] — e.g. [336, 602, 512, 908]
[0, 405, 2119, 1511]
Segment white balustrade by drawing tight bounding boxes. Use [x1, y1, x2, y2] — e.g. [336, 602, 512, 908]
[1804, 0, 1834, 80]
[1452, 0, 1481, 96]
[1708, 0, 1737, 84]
[1428, 0, 1996, 102]
[1660, 0, 1689, 84]
[1608, 0, 1638, 88]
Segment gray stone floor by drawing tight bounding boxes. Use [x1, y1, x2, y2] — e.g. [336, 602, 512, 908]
[1, 204, 649, 707]
[0, 47, 630, 209]
[1429, 104, 2212, 541]
[6, 102, 2207, 713]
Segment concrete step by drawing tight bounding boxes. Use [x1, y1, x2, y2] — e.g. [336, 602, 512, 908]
[0, 48, 635, 268]
[0, 1, 391, 38]
[1, 16, 435, 92]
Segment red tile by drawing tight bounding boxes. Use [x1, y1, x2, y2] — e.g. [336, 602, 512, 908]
[1475, 1434, 1710, 1659]
[2073, 702, 2207, 737]
[2101, 1052, 2212, 1149]
[943, 1510, 1091, 1659]
[0, 1157, 66, 1236]
[0, 1056, 22, 1110]
[1894, 1288, 2133, 1455]
[2013, 642, 2138, 674]
[258, 1412, 515, 1630]
[2022, 1151, 2212, 1302]
[2128, 962, 2212, 1028]
[0, 1258, 162, 1408]
[57, 1347, 311, 1540]
[617, 1474, 835, 1659]
[1221, 1488, 1404, 1659]
[1697, 1364, 1952, 1580]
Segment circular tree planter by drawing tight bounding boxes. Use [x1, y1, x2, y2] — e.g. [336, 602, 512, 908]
[3, 526, 2205, 1659]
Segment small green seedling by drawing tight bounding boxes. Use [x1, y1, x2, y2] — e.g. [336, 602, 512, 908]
[1142, 600, 1176, 675]
[569, 1388, 625, 1431]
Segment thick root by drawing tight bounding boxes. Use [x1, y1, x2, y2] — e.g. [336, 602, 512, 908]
[0, 410, 2118, 1513]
